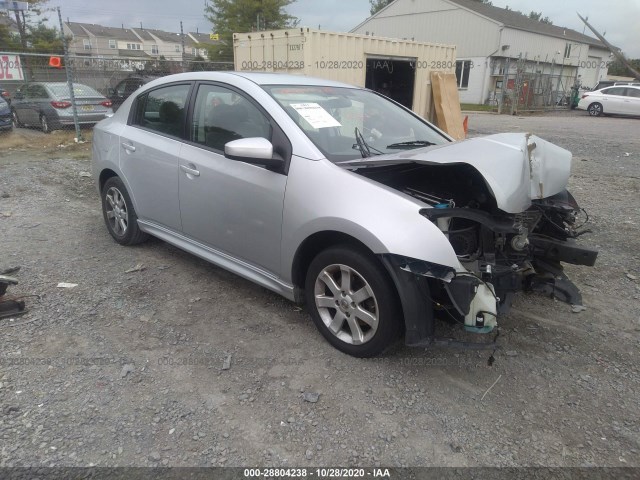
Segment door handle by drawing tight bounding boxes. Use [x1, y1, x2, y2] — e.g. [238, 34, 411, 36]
[121, 142, 136, 152]
[180, 164, 200, 177]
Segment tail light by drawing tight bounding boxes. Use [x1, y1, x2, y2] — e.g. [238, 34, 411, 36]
[101, 100, 112, 107]
[51, 101, 71, 109]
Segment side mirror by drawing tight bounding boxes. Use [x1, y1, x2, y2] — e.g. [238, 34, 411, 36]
[107, 88, 116, 96]
[224, 137, 283, 169]
[14, 92, 24, 100]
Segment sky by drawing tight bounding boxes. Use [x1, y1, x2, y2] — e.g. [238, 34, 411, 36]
[41, 0, 640, 58]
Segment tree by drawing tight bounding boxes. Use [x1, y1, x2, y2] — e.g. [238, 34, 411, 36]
[528, 11, 552, 25]
[26, 22, 64, 53]
[369, 0, 394, 15]
[607, 58, 640, 77]
[204, 0, 299, 61]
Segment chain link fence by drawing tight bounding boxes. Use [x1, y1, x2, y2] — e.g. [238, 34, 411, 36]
[488, 56, 581, 114]
[2, 52, 233, 135]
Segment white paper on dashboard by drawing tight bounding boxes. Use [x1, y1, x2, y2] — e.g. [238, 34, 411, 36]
[290, 103, 342, 129]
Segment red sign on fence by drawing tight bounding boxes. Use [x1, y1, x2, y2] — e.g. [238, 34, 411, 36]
[0, 54, 25, 80]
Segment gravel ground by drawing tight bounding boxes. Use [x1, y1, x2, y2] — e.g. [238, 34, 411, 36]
[0, 111, 639, 468]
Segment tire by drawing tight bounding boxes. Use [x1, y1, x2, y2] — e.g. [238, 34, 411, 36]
[40, 114, 51, 133]
[587, 102, 603, 117]
[101, 176, 148, 246]
[11, 110, 22, 128]
[304, 245, 401, 357]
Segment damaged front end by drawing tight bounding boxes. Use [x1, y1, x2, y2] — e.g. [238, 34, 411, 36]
[350, 133, 598, 342]
[420, 189, 597, 329]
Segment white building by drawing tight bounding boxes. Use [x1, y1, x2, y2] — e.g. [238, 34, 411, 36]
[352, 0, 611, 104]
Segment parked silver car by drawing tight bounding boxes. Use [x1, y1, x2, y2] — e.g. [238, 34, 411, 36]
[11, 82, 113, 133]
[92, 72, 597, 357]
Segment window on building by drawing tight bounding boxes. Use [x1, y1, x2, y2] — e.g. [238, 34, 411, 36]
[192, 48, 197, 56]
[152, 44, 158, 54]
[175, 44, 180, 52]
[83, 39, 91, 50]
[564, 43, 572, 59]
[455, 60, 471, 89]
[127, 43, 142, 50]
[137, 44, 141, 50]
[109, 39, 116, 49]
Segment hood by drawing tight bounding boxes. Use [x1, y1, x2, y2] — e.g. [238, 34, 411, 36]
[341, 133, 572, 214]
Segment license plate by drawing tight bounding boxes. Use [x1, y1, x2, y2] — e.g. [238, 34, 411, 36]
[81, 105, 94, 111]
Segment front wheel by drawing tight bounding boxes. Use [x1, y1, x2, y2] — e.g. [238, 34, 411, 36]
[305, 245, 401, 357]
[587, 102, 603, 116]
[101, 176, 148, 245]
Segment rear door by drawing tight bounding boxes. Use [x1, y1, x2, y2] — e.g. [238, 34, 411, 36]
[13, 84, 37, 125]
[600, 87, 627, 114]
[118, 82, 192, 232]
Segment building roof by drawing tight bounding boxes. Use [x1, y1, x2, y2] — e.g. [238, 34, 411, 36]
[66, 22, 141, 42]
[449, 0, 606, 48]
[188, 32, 223, 46]
[136, 28, 183, 44]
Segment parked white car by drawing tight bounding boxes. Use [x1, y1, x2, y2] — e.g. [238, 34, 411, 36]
[578, 85, 640, 117]
[92, 72, 598, 357]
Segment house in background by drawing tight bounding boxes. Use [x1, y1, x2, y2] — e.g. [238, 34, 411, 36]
[351, 0, 611, 104]
[63, 22, 151, 60]
[187, 32, 223, 59]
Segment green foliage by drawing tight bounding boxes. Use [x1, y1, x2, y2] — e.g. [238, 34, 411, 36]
[528, 11, 552, 25]
[369, 0, 394, 15]
[607, 58, 640, 77]
[27, 22, 64, 53]
[204, 0, 299, 61]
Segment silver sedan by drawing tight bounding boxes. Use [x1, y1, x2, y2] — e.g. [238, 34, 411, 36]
[92, 72, 597, 357]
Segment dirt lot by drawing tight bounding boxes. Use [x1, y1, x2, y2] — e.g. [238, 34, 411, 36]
[0, 111, 639, 468]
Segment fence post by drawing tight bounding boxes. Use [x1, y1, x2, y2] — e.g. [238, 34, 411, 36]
[57, 7, 83, 141]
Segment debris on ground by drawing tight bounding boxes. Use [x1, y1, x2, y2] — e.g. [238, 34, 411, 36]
[222, 354, 232, 370]
[571, 305, 587, 313]
[124, 264, 146, 274]
[303, 391, 320, 403]
[56, 282, 78, 289]
[121, 364, 135, 378]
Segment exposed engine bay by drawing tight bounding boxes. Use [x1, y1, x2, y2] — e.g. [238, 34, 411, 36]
[352, 158, 598, 335]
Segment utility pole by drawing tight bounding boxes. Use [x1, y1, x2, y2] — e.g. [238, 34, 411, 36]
[57, 6, 82, 141]
[12, 4, 33, 79]
[180, 21, 186, 72]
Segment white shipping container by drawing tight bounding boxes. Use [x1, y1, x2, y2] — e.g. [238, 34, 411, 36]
[233, 28, 456, 118]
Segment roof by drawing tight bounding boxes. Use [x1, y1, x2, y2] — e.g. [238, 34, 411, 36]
[448, 0, 606, 48]
[188, 32, 223, 47]
[66, 22, 142, 42]
[136, 28, 183, 44]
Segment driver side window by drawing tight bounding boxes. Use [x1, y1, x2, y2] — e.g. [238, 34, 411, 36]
[191, 84, 272, 152]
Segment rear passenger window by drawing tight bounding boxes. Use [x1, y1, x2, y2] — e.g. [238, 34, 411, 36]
[190, 84, 272, 151]
[134, 84, 190, 138]
[626, 89, 640, 98]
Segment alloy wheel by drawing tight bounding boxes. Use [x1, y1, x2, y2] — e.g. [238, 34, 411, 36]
[105, 186, 129, 236]
[313, 263, 379, 345]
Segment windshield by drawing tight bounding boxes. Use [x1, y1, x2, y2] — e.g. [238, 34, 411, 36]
[263, 85, 449, 162]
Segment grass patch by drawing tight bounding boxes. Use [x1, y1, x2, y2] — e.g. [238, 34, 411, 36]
[460, 103, 496, 112]
[1, 128, 93, 158]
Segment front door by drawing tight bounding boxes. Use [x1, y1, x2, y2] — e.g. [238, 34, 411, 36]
[178, 83, 287, 275]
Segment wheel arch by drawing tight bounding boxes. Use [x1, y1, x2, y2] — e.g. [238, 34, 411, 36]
[291, 230, 375, 295]
[99, 168, 119, 193]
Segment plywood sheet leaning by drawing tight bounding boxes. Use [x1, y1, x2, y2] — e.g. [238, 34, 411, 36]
[430, 71, 465, 141]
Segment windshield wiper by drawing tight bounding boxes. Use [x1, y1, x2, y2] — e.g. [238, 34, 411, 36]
[386, 140, 436, 149]
[353, 127, 383, 158]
